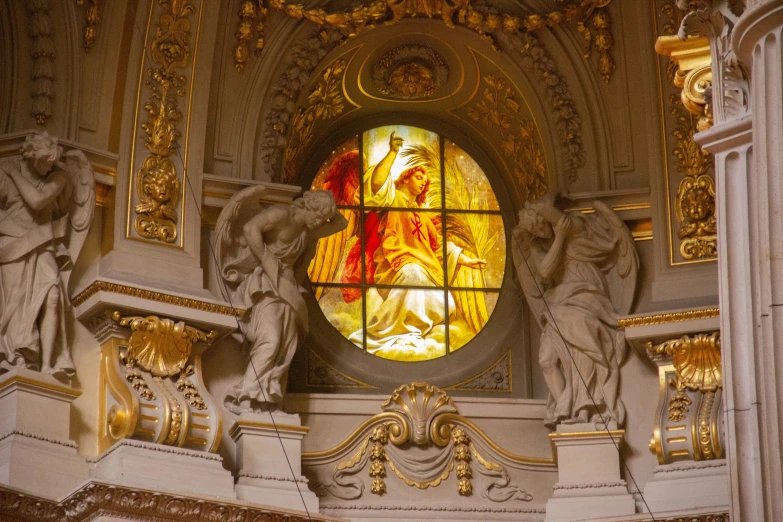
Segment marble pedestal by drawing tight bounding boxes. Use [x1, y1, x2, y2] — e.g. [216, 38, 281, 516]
[642, 459, 728, 514]
[91, 439, 236, 499]
[545, 424, 635, 522]
[0, 368, 89, 500]
[230, 412, 319, 513]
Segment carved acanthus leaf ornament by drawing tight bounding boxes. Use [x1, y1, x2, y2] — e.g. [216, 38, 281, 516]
[134, 0, 195, 243]
[75, 0, 105, 51]
[234, 0, 616, 83]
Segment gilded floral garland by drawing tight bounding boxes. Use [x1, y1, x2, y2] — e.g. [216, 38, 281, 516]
[234, 0, 615, 84]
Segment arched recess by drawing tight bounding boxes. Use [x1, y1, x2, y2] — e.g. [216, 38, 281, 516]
[229, 12, 616, 397]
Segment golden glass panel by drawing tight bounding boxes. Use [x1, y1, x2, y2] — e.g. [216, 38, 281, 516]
[446, 213, 506, 289]
[449, 291, 499, 352]
[312, 285, 364, 350]
[362, 125, 442, 209]
[444, 140, 499, 211]
[308, 209, 359, 286]
[364, 287, 448, 362]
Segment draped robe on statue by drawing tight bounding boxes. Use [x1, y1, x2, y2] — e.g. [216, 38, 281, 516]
[224, 227, 309, 412]
[348, 169, 462, 356]
[0, 164, 74, 376]
[524, 213, 629, 428]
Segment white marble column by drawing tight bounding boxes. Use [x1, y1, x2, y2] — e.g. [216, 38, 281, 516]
[694, 2, 783, 520]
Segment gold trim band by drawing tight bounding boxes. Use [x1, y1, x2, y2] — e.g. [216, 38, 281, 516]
[619, 308, 719, 328]
[71, 281, 245, 317]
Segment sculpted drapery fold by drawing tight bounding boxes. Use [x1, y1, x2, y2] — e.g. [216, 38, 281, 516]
[512, 193, 638, 428]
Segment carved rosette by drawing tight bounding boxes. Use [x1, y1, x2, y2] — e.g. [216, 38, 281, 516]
[371, 45, 449, 99]
[645, 332, 723, 464]
[310, 382, 536, 502]
[132, 0, 196, 244]
[98, 313, 221, 454]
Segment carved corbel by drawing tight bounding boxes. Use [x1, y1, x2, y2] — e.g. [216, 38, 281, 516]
[655, 36, 713, 131]
[645, 332, 723, 464]
[98, 312, 222, 454]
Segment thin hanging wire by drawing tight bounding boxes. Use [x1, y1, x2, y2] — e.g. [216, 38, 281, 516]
[124, 3, 313, 519]
[422, 36, 658, 521]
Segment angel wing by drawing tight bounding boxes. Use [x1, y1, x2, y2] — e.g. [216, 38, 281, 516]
[510, 226, 550, 330]
[590, 199, 639, 315]
[307, 151, 360, 301]
[214, 184, 270, 303]
[53, 150, 96, 292]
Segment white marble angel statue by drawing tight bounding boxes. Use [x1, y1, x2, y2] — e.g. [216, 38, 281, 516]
[216, 187, 347, 413]
[511, 192, 638, 429]
[0, 131, 96, 379]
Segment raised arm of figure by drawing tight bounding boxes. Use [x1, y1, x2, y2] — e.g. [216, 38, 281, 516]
[9, 169, 67, 211]
[370, 131, 404, 194]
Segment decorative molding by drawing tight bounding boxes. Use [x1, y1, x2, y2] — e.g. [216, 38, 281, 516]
[75, 0, 105, 51]
[237, 471, 309, 484]
[71, 281, 245, 317]
[444, 349, 511, 392]
[27, 0, 55, 125]
[371, 44, 449, 99]
[282, 58, 351, 183]
[89, 438, 223, 464]
[309, 382, 543, 502]
[0, 482, 333, 522]
[0, 430, 77, 449]
[652, 459, 726, 474]
[131, 0, 197, 244]
[646, 331, 723, 465]
[552, 480, 626, 490]
[241, 0, 615, 83]
[112, 312, 215, 377]
[618, 307, 719, 328]
[258, 30, 346, 181]
[320, 503, 545, 514]
[305, 347, 378, 389]
[465, 74, 547, 200]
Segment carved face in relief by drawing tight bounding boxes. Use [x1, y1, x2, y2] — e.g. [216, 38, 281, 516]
[387, 62, 436, 99]
[144, 167, 179, 205]
[681, 186, 714, 222]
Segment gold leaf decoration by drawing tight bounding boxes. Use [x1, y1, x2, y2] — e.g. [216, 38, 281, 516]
[134, 0, 195, 243]
[466, 74, 547, 201]
[235, 0, 615, 83]
[282, 59, 348, 183]
[112, 312, 215, 377]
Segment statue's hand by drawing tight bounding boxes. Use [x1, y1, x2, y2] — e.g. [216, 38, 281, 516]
[389, 131, 404, 153]
[554, 214, 573, 238]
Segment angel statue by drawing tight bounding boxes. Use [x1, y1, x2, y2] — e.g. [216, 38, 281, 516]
[216, 187, 347, 413]
[511, 192, 638, 429]
[309, 131, 492, 360]
[0, 131, 96, 379]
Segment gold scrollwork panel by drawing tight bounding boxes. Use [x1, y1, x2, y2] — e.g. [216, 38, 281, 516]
[654, 5, 717, 264]
[647, 332, 723, 465]
[127, 0, 203, 246]
[98, 315, 222, 454]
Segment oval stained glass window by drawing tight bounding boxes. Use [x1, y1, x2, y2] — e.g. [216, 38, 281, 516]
[307, 125, 506, 362]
